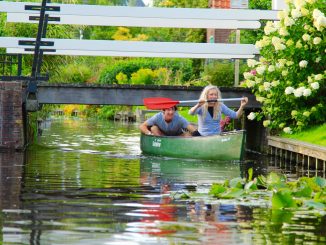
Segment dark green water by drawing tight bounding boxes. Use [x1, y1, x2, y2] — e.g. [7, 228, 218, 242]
[0, 119, 325, 244]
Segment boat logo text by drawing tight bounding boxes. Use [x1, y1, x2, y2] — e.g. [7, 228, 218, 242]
[152, 139, 161, 148]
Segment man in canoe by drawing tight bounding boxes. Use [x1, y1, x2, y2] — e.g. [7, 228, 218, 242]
[189, 85, 248, 136]
[139, 106, 197, 136]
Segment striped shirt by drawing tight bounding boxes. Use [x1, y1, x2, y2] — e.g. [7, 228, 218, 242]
[146, 112, 190, 136]
[189, 104, 237, 136]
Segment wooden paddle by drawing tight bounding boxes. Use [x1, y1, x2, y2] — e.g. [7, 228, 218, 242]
[143, 97, 243, 109]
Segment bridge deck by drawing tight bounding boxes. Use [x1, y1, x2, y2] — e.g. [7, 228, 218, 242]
[34, 83, 260, 108]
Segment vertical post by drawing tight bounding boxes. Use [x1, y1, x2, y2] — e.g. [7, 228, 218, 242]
[234, 30, 240, 86]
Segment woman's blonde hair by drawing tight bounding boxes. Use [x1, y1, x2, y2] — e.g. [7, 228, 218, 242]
[199, 85, 222, 120]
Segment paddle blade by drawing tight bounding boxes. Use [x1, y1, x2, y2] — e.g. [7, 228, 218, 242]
[143, 97, 180, 109]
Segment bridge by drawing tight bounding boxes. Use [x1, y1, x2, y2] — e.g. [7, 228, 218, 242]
[0, 1, 278, 151]
[34, 83, 260, 108]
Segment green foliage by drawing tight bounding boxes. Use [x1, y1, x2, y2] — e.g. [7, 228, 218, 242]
[98, 58, 193, 84]
[51, 63, 92, 83]
[202, 61, 235, 87]
[243, 0, 326, 134]
[241, 0, 272, 45]
[97, 106, 118, 120]
[205, 169, 326, 210]
[272, 189, 298, 209]
[130, 68, 156, 85]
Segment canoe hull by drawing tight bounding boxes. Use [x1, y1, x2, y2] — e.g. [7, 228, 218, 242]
[140, 130, 246, 161]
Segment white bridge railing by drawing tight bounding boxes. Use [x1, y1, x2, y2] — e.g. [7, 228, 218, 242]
[0, 1, 279, 59]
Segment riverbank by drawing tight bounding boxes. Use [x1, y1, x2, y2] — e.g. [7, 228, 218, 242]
[281, 124, 326, 147]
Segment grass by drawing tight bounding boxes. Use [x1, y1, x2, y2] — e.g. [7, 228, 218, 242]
[281, 124, 326, 147]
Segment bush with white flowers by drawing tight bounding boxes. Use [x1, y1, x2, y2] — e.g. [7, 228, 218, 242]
[243, 0, 325, 133]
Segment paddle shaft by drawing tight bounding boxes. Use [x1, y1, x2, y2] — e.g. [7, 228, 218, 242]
[179, 98, 243, 103]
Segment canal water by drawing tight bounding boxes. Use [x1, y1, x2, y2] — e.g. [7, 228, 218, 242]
[1, 119, 325, 244]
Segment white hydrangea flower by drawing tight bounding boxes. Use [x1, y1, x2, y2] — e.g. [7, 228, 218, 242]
[302, 34, 311, 41]
[247, 112, 256, 120]
[303, 111, 310, 117]
[284, 16, 295, 26]
[314, 74, 323, 80]
[285, 87, 294, 95]
[277, 10, 287, 20]
[256, 66, 266, 75]
[256, 96, 265, 103]
[313, 37, 321, 44]
[294, 87, 305, 97]
[291, 110, 298, 117]
[308, 76, 313, 83]
[247, 59, 257, 68]
[282, 70, 289, 76]
[291, 8, 302, 19]
[263, 82, 271, 91]
[283, 127, 292, 134]
[300, 7, 309, 16]
[278, 27, 289, 36]
[272, 80, 280, 87]
[315, 57, 321, 63]
[245, 80, 255, 88]
[294, 0, 306, 8]
[268, 65, 275, 72]
[243, 72, 254, 79]
[303, 88, 312, 96]
[263, 120, 271, 127]
[299, 60, 308, 68]
[313, 9, 323, 19]
[264, 21, 277, 35]
[311, 82, 319, 90]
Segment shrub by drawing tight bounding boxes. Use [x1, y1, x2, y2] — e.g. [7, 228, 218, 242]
[130, 68, 156, 85]
[98, 58, 193, 84]
[203, 61, 235, 87]
[243, 0, 325, 134]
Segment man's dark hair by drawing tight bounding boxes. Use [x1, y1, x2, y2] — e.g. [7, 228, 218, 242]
[163, 106, 177, 111]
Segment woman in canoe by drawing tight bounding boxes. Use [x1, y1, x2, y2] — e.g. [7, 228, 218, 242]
[139, 105, 197, 136]
[189, 85, 248, 136]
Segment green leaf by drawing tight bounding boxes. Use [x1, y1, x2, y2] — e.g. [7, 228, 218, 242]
[303, 200, 325, 210]
[220, 188, 245, 199]
[272, 189, 298, 209]
[229, 177, 245, 189]
[209, 183, 227, 197]
[293, 182, 312, 198]
[248, 168, 253, 182]
[256, 175, 267, 188]
[244, 181, 258, 191]
[313, 177, 326, 188]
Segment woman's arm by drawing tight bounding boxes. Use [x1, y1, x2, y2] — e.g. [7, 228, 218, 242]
[236, 97, 248, 119]
[189, 99, 205, 115]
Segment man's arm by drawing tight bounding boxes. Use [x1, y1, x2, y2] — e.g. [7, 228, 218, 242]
[139, 121, 152, 135]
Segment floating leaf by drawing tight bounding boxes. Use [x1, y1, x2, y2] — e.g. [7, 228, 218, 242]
[209, 183, 227, 197]
[272, 189, 297, 209]
[313, 177, 326, 188]
[244, 181, 258, 191]
[293, 182, 312, 198]
[221, 188, 245, 199]
[303, 200, 326, 210]
[256, 175, 267, 189]
[230, 177, 244, 189]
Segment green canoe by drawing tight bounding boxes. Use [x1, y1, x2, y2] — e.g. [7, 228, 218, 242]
[140, 130, 246, 161]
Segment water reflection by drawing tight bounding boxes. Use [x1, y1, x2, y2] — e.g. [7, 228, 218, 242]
[0, 119, 325, 244]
